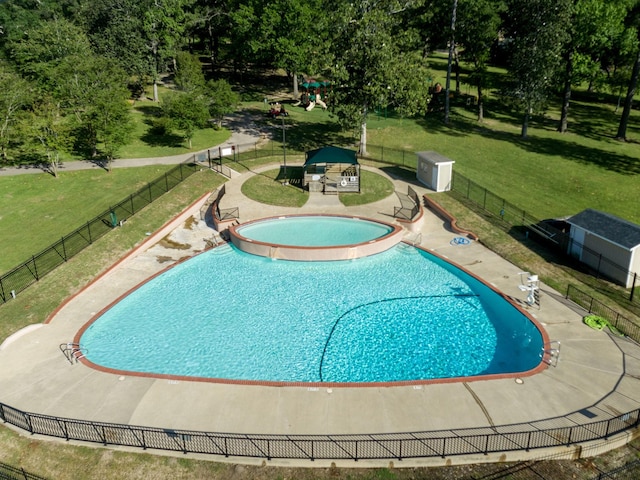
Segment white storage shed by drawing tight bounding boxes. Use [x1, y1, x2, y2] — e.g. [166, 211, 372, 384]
[566, 209, 640, 288]
[416, 151, 455, 192]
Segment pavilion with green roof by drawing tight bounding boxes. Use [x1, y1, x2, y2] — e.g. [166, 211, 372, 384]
[302, 146, 360, 194]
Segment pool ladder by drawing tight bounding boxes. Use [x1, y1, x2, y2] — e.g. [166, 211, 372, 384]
[59, 343, 87, 365]
[407, 232, 422, 246]
[204, 231, 225, 248]
[540, 340, 561, 367]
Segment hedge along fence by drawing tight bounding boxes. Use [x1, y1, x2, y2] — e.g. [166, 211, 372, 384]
[0, 161, 199, 304]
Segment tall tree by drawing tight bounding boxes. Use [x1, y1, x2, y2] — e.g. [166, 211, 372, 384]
[557, 0, 628, 133]
[189, 0, 233, 68]
[0, 66, 32, 163]
[456, 0, 505, 122]
[26, 97, 74, 177]
[205, 79, 239, 128]
[616, 1, 640, 140]
[257, 0, 323, 97]
[0, 0, 69, 50]
[144, 0, 192, 102]
[76, 0, 150, 86]
[51, 54, 131, 158]
[7, 17, 92, 84]
[162, 91, 210, 148]
[504, 0, 572, 137]
[326, 0, 430, 154]
[174, 51, 206, 92]
[92, 93, 132, 172]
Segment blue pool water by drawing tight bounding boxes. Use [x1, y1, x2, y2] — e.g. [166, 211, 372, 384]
[80, 243, 544, 383]
[235, 216, 393, 246]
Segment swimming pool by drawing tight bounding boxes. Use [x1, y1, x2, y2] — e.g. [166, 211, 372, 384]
[229, 215, 404, 261]
[78, 242, 546, 385]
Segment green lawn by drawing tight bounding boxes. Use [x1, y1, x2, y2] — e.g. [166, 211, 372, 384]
[240, 167, 393, 207]
[0, 165, 176, 271]
[118, 97, 231, 159]
[241, 167, 309, 207]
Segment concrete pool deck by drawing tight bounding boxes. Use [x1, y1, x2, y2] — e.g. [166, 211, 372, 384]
[1, 164, 639, 467]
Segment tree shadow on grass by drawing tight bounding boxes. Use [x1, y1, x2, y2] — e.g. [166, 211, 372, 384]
[263, 109, 355, 153]
[507, 130, 640, 175]
[140, 129, 186, 148]
[416, 96, 640, 175]
[134, 104, 163, 117]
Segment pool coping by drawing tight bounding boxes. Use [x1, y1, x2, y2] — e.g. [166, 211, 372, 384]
[228, 213, 404, 261]
[70, 238, 551, 387]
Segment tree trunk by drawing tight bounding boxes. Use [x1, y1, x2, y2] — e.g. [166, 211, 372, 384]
[293, 72, 299, 98]
[521, 110, 529, 138]
[444, 0, 458, 124]
[51, 152, 59, 178]
[558, 50, 573, 133]
[616, 48, 640, 140]
[454, 49, 461, 94]
[360, 121, 367, 156]
[477, 83, 484, 122]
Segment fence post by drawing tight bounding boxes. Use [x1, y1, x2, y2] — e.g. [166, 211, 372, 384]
[25, 412, 33, 434]
[61, 236, 67, 261]
[32, 256, 39, 281]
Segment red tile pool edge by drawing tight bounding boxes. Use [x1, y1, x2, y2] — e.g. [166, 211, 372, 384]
[71, 242, 550, 388]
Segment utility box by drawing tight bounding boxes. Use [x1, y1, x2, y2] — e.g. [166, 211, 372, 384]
[416, 151, 455, 192]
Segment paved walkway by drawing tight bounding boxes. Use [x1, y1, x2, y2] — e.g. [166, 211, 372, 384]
[1, 112, 639, 467]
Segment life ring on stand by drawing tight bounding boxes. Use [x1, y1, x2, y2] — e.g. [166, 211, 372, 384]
[340, 179, 348, 187]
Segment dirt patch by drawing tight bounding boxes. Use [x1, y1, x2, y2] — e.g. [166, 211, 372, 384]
[184, 216, 198, 230]
[158, 235, 191, 250]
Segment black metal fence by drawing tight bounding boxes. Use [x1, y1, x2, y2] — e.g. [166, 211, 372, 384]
[0, 161, 199, 305]
[566, 285, 640, 342]
[358, 144, 417, 169]
[448, 171, 640, 304]
[0, 400, 638, 461]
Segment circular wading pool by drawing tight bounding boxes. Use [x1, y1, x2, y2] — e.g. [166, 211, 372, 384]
[228, 214, 404, 261]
